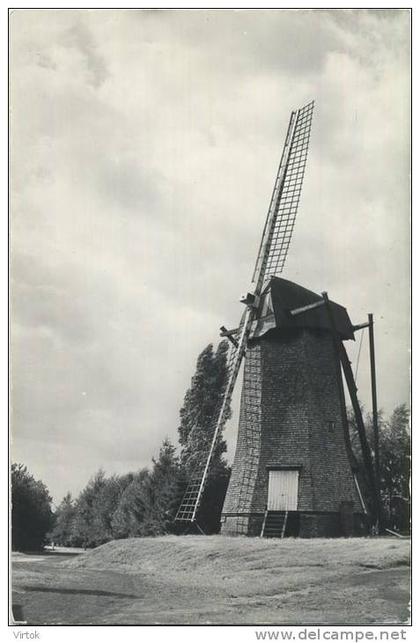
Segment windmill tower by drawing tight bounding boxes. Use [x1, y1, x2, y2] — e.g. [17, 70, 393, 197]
[175, 101, 381, 537]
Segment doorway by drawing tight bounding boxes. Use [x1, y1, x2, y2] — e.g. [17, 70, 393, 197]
[267, 469, 299, 511]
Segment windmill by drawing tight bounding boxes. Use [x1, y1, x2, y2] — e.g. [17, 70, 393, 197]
[175, 101, 381, 537]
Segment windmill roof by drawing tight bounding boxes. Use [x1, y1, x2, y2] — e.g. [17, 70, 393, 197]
[251, 277, 354, 341]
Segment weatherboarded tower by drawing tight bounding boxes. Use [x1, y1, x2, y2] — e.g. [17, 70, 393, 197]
[220, 278, 366, 538]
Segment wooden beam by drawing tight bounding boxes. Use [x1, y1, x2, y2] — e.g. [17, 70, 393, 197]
[368, 313, 382, 531]
[338, 340, 380, 526]
[385, 528, 407, 539]
[219, 326, 239, 348]
[319, 292, 359, 472]
[289, 299, 325, 317]
[352, 322, 370, 332]
[322, 292, 379, 526]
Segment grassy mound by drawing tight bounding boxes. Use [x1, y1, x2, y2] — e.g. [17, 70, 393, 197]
[65, 535, 409, 593]
[14, 537, 410, 625]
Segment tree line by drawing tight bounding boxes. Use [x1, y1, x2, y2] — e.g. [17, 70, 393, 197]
[12, 340, 410, 550]
[348, 403, 410, 533]
[12, 342, 231, 550]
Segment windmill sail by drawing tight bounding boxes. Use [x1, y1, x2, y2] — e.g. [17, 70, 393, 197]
[253, 100, 314, 289]
[175, 101, 315, 524]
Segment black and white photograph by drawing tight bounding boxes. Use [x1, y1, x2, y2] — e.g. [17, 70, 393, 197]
[9, 6, 411, 629]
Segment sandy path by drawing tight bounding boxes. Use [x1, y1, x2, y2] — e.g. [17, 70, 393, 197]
[11, 541, 410, 625]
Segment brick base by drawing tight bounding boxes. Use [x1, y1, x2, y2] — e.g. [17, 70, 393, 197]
[221, 512, 368, 538]
[221, 515, 253, 536]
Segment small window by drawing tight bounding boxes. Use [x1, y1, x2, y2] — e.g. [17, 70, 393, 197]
[328, 421, 335, 433]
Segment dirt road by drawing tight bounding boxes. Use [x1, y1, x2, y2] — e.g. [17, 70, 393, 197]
[11, 537, 410, 625]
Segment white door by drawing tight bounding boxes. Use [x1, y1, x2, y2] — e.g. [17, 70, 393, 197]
[267, 470, 299, 511]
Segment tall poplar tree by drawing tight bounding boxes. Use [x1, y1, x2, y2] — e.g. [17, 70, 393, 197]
[177, 340, 231, 532]
[178, 341, 230, 470]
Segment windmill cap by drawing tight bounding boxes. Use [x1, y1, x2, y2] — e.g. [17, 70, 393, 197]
[251, 276, 355, 341]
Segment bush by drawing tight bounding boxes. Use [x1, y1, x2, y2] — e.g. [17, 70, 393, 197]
[11, 463, 53, 551]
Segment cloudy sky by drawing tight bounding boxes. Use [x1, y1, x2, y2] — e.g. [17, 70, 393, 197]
[10, 9, 410, 504]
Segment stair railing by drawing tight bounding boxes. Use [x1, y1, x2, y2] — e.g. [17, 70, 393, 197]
[260, 506, 268, 537]
[281, 501, 289, 539]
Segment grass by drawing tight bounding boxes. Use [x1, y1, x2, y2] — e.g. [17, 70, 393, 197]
[12, 536, 410, 625]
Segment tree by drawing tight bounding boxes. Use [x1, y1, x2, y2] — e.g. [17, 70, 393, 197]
[72, 471, 137, 547]
[348, 404, 410, 531]
[179, 342, 230, 469]
[71, 469, 108, 548]
[111, 470, 150, 539]
[177, 341, 231, 532]
[111, 440, 182, 538]
[137, 438, 183, 536]
[11, 463, 53, 551]
[380, 405, 410, 531]
[90, 474, 127, 544]
[50, 492, 77, 547]
[69, 446, 180, 545]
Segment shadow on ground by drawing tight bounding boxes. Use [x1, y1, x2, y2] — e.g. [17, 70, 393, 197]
[20, 586, 139, 599]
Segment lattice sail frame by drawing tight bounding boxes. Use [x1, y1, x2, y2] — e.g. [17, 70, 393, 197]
[175, 101, 315, 523]
[252, 101, 314, 291]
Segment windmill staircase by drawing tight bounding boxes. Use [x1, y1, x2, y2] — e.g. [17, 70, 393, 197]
[260, 510, 302, 538]
[261, 511, 288, 538]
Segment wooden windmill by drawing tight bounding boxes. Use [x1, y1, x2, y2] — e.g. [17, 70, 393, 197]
[175, 101, 381, 537]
